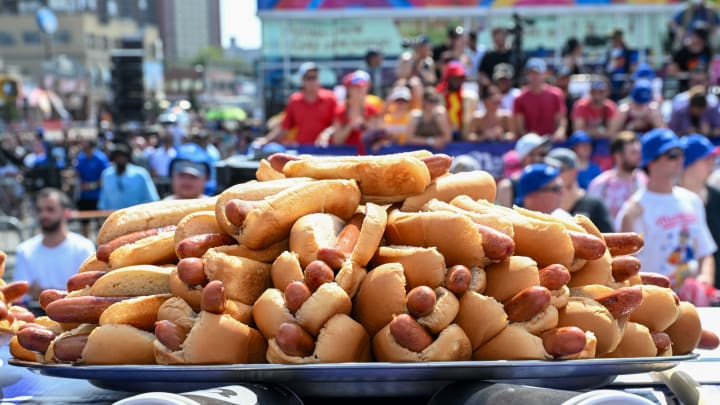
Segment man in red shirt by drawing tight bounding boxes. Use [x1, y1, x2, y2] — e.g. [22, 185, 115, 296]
[256, 62, 337, 146]
[571, 78, 618, 139]
[513, 58, 567, 141]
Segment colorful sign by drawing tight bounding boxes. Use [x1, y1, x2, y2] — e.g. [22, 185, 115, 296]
[258, 0, 683, 10]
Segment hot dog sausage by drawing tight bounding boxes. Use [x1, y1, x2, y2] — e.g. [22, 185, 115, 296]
[316, 213, 364, 269]
[405, 286, 437, 318]
[651, 332, 672, 355]
[421, 154, 452, 179]
[39, 289, 67, 310]
[275, 322, 315, 357]
[596, 286, 643, 318]
[16, 326, 56, 354]
[10, 306, 35, 323]
[568, 231, 606, 260]
[53, 334, 89, 362]
[0, 300, 8, 321]
[603, 232, 644, 256]
[538, 264, 571, 291]
[611, 255, 641, 282]
[503, 286, 552, 322]
[224, 200, 262, 227]
[445, 265, 472, 295]
[1, 280, 29, 302]
[176, 233, 237, 259]
[284, 281, 311, 314]
[541, 326, 587, 357]
[476, 224, 515, 261]
[201, 280, 226, 314]
[699, 329, 720, 350]
[639, 272, 671, 289]
[268, 153, 301, 172]
[66, 271, 107, 292]
[389, 314, 434, 353]
[46, 296, 129, 324]
[304, 260, 334, 292]
[154, 320, 187, 351]
[177, 257, 208, 286]
[96, 226, 176, 262]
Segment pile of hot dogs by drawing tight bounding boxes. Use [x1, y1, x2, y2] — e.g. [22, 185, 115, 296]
[0, 250, 36, 346]
[8, 150, 720, 365]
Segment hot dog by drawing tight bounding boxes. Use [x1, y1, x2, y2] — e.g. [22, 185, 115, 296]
[401, 170, 497, 212]
[98, 294, 172, 331]
[602, 232, 644, 256]
[444, 265, 472, 295]
[454, 291, 508, 351]
[96, 226, 176, 262]
[540, 326, 587, 358]
[699, 329, 720, 350]
[176, 233, 236, 259]
[473, 324, 551, 360]
[1, 281, 29, 302]
[503, 286, 551, 323]
[557, 297, 623, 355]
[275, 322, 316, 357]
[664, 301, 702, 355]
[539, 264, 571, 291]
[405, 286, 436, 318]
[389, 314, 433, 352]
[638, 272, 671, 288]
[372, 246, 447, 290]
[611, 256, 641, 283]
[66, 271, 107, 292]
[373, 320, 472, 362]
[651, 331, 672, 356]
[46, 296, 130, 324]
[628, 285, 680, 332]
[602, 322, 657, 358]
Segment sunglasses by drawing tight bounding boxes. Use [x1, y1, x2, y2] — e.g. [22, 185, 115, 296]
[303, 75, 318, 81]
[662, 149, 683, 160]
[537, 184, 563, 194]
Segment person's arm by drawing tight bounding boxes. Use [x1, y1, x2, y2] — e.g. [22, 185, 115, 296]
[97, 171, 110, 210]
[465, 112, 484, 141]
[607, 108, 626, 135]
[650, 106, 666, 129]
[404, 114, 422, 145]
[618, 198, 643, 233]
[553, 112, 568, 142]
[512, 96, 525, 136]
[697, 255, 716, 286]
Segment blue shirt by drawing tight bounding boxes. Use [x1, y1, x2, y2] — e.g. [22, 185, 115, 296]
[98, 163, 160, 210]
[75, 149, 109, 200]
[578, 162, 602, 190]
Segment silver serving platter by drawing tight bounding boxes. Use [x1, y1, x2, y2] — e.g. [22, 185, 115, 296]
[9, 354, 698, 397]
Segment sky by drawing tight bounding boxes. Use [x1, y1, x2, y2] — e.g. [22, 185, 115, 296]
[221, 0, 262, 49]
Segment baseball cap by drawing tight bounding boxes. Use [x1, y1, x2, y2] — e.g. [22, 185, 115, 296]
[567, 131, 592, 148]
[297, 62, 318, 78]
[640, 128, 683, 168]
[173, 160, 208, 178]
[109, 142, 132, 160]
[547, 147, 579, 170]
[343, 70, 371, 87]
[631, 80, 653, 104]
[493, 63, 515, 80]
[526, 58, 547, 73]
[681, 133, 720, 168]
[590, 79, 608, 91]
[515, 133, 551, 160]
[448, 26, 464, 38]
[632, 63, 655, 81]
[388, 86, 411, 101]
[444, 61, 466, 78]
[515, 163, 561, 205]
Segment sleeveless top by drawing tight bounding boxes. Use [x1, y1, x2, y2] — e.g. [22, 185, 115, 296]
[413, 111, 443, 139]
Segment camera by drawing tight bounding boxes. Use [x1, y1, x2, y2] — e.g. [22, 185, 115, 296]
[508, 13, 535, 37]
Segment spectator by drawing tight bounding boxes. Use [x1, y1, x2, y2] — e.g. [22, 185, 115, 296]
[478, 27, 512, 87]
[567, 131, 602, 189]
[189, 129, 220, 195]
[255, 62, 337, 146]
[513, 58, 567, 141]
[609, 80, 664, 135]
[678, 134, 720, 289]
[436, 61, 477, 140]
[671, 66, 718, 110]
[12, 188, 95, 302]
[148, 133, 177, 178]
[515, 163, 565, 215]
[588, 131, 647, 225]
[74, 138, 110, 237]
[571, 78, 618, 139]
[669, 0, 719, 52]
[466, 84, 514, 142]
[562, 37, 586, 75]
[669, 86, 720, 136]
[405, 87, 452, 150]
[464, 30, 484, 82]
[382, 86, 414, 145]
[671, 22, 713, 91]
[616, 129, 716, 301]
[98, 143, 159, 210]
[604, 28, 634, 101]
[319, 70, 381, 155]
[492, 63, 522, 112]
[433, 26, 465, 66]
[548, 148, 613, 232]
[365, 48, 385, 98]
[412, 36, 437, 87]
[164, 155, 210, 200]
[495, 133, 551, 207]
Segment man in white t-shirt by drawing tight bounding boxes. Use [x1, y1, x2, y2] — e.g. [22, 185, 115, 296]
[615, 128, 717, 296]
[12, 188, 96, 302]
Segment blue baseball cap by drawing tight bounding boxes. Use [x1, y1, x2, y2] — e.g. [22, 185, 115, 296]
[631, 80, 653, 104]
[681, 133, 720, 168]
[632, 63, 655, 81]
[515, 163, 561, 205]
[640, 128, 683, 168]
[526, 58, 547, 73]
[567, 131, 592, 148]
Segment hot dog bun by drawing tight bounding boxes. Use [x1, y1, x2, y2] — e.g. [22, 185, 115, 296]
[98, 293, 172, 330]
[89, 265, 173, 297]
[454, 291, 508, 350]
[484, 256, 539, 303]
[256, 159, 285, 181]
[373, 322, 471, 362]
[416, 287, 459, 335]
[98, 197, 217, 245]
[371, 246, 446, 290]
[473, 324, 551, 360]
[169, 268, 201, 311]
[353, 263, 408, 336]
[270, 251, 304, 292]
[290, 213, 346, 268]
[82, 324, 157, 364]
[108, 231, 177, 269]
[664, 301, 702, 355]
[629, 285, 680, 332]
[557, 297, 622, 355]
[215, 241, 288, 265]
[266, 314, 371, 364]
[202, 248, 271, 305]
[77, 253, 110, 273]
[351, 203, 388, 267]
[601, 321, 656, 358]
[401, 171, 497, 212]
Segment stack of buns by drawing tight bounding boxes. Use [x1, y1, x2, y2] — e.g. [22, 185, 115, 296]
[7, 150, 719, 365]
[0, 250, 40, 355]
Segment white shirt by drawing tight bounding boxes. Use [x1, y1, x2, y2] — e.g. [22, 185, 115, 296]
[614, 187, 717, 289]
[476, 88, 521, 115]
[13, 232, 96, 293]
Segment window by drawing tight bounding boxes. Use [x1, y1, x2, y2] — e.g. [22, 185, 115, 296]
[23, 31, 41, 44]
[0, 31, 15, 46]
[55, 30, 71, 44]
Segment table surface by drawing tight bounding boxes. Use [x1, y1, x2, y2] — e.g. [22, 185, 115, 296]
[2, 309, 719, 404]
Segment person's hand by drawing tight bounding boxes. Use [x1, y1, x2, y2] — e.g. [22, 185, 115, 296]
[251, 137, 268, 149]
[624, 198, 644, 221]
[551, 130, 567, 143]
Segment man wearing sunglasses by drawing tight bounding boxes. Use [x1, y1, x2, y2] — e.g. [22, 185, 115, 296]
[514, 162, 566, 215]
[254, 62, 337, 147]
[616, 129, 717, 302]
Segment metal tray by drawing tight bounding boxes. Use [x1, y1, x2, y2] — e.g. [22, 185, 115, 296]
[9, 354, 698, 397]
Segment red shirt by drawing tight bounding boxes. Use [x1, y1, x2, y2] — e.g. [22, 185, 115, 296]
[513, 85, 565, 136]
[281, 88, 337, 144]
[335, 103, 380, 155]
[571, 97, 618, 132]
